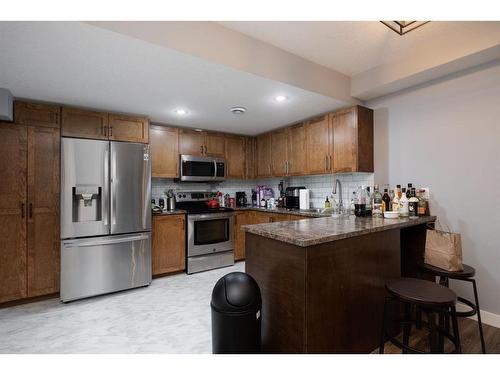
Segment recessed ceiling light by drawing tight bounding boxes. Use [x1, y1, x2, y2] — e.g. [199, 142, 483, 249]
[175, 108, 188, 116]
[230, 106, 247, 115]
[274, 95, 288, 102]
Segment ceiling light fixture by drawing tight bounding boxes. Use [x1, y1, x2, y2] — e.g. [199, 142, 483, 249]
[230, 106, 247, 115]
[175, 108, 188, 116]
[274, 95, 288, 102]
[381, 21, 430, 36]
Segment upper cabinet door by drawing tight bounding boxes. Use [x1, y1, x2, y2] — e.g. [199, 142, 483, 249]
[205, 133, 226, 158]
[109, 114, 149, 144]
[225, 135, 245, 179]
[0, 123, 28, 303]
[61, 107, 108, 140]
[256, 133, 272, 178]
[287, 123, 307, 176]
[271, 129, 288, 176]
[14, 101, 60, 128]
[331, 106, 374, 173]
[305, 115, 330, 174]
[27, 126, 60, 297]
[179, 129, 206, 156]
[245, 137, 256, 179]
[151, 125, 179, 178]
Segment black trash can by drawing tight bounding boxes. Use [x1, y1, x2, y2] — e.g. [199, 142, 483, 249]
[211, 272, 262, 354]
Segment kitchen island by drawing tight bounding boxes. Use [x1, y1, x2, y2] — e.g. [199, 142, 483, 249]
[243, 215, 436, 353]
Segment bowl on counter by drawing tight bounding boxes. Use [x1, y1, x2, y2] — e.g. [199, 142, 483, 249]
[384, 211, 399, 219]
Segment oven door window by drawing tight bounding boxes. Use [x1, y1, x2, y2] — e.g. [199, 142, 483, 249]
[194, 219, 229, 245]
[182, 161, 215, 177]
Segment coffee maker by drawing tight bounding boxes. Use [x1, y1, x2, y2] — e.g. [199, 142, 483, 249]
[285, 186, 306, 210]
[236, 191, 248, 207]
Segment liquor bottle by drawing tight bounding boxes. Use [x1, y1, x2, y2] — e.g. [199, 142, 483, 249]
[350, 191, 356, 215]
[408, 188, 419, 218]
[365, 186, 372, 216]
[396, 184, 402, 199]
[354, 186, 366, 217]
[418, 189, 428, 216]
[392, 190, 400, 212]
[406, 184, 413, 198]
[372, 185, 383, 218]
[382, 188, 391, 212]
[399, 188, 409, 217]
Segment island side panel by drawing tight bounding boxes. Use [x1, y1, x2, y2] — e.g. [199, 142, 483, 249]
[400, 223, 432, 278]
[306, 229, 401, 353]
[245, 233, 307, 353]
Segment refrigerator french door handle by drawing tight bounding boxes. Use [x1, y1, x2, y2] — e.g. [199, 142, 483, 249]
[63, 234, 149, 248]
[111, 146, 117, 228]
[103, 143, 110, 228]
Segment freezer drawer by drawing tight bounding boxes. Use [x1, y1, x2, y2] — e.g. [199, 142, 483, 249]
[110, 142, 151, 234]
[61, 232, 152, 302]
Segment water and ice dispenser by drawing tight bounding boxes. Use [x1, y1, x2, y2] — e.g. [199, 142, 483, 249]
[72, 184, 102, 222]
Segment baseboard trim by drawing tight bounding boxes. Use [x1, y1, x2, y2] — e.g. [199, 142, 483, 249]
[457, 302, 500, 329]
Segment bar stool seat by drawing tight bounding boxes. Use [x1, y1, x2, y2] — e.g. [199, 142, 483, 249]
[418, 262, 486, 353]
[386, 278, 457, 307]
[380, 278, 462, 354]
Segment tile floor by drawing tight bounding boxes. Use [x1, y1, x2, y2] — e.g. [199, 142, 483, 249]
[0, 262, 245, 353]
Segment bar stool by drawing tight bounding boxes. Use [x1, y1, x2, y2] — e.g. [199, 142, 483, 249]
[418, 262, 486, 353]
[380, 278, 462, 354]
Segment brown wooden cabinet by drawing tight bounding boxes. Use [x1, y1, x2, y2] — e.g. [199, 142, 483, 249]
[14, 101, 60, 128]
[331, 106, 373, 173]
[256, 133, 272, 178]
[271, 128, 288, 176]
[61, 107, 108, 139]
[179, 129, 206, 156]
[109, 114, 149, 143]
[151, 125, 179, 178]
[205, 133, 225, 157]
[26, 126, 60, 297]
[305, 114, 331, 175]
[152, 214, 186, 276]
[245, 137, 256, 179]
[225, 135, 246, 179]
[234, 211, 252, 261]
[287, 122, 307, 175]
[0, 123, 28, 303]
[62, 107, 149, 143]
[0, 108, 60, 304]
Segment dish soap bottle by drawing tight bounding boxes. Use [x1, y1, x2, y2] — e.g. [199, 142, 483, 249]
[324, 196, 331, 209]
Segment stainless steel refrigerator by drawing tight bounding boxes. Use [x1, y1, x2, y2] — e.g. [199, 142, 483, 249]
[60, 138, 152, 302]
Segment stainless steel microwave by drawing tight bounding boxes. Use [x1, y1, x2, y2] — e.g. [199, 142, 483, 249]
[180, 155, 226, 182]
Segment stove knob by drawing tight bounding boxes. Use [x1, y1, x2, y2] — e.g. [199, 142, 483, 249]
[183, 194, 186, 198]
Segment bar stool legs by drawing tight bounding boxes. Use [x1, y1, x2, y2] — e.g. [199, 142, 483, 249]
[472, 279, 486, 353]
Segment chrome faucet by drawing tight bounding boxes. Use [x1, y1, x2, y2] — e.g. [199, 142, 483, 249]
[333, 178, 343, 212]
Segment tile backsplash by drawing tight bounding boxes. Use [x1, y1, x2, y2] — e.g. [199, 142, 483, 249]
[153, 173, 374, 209]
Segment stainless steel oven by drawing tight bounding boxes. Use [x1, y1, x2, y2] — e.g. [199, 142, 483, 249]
[180, 154, 226, 182]
[187, 212, 234, 274]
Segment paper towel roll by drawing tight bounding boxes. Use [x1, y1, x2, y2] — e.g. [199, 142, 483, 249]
[299, 189, 310, 210]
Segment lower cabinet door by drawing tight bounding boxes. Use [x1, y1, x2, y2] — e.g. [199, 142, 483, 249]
[152, 215, 186, 275]
[234, 212, 252, 261]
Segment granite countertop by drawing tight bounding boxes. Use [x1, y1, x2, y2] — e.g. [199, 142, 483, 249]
[234, 206, 331, 218]
[152, 209, 186, 216]
[242, 215, 436, 247]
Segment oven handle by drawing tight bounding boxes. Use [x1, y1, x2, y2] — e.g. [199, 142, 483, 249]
[188, 213, 234, 221]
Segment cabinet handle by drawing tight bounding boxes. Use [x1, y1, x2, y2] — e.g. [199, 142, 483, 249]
[287, 161, 290, 174]
[109, 126, 113, 137]
[329, 155, 332, 171]
[200, 146, 204, 155]
[325, 155, 328, 170]
[20, 202, 25, 218]
[204, 145, 207, 155]
[29, 203, 33, 219]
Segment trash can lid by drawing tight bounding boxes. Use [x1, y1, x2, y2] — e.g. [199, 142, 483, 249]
[211, 272, 262, 313]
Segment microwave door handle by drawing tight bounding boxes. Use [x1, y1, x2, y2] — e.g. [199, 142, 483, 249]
[213, 160, 217, 180]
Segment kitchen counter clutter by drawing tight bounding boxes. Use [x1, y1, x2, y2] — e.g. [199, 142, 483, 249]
[242, 215, 436, 247]
[235, 206, 331, 218]
[153, 209, 187, 216]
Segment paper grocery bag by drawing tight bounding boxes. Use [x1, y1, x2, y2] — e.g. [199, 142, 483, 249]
[425, 228, 464, 272]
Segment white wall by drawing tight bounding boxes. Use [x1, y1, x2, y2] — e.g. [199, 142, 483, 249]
[368, 61, 500, 316]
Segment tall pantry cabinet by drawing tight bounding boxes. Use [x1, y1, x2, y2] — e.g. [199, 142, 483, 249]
[0, 102, 60, 303]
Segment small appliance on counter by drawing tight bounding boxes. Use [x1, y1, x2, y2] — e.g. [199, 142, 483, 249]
[236, 192, 247, 207]
[299, 189, 310, 210]
[285, 186, 306, 210]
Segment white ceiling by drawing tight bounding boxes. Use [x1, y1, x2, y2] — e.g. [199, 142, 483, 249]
[0, 22, 344, 135]
[219, 21, 500, 76]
